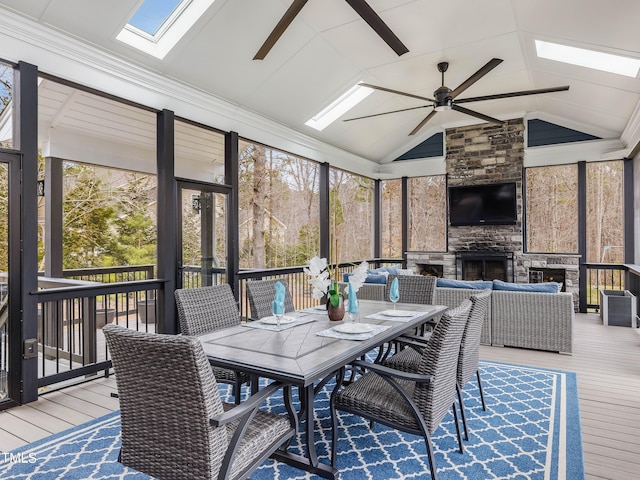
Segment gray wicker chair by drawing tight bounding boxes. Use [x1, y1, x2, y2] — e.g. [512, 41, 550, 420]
[175, 284, 249, 403]
[103, 324, 296, 480]
[330, 300, 472, 480]
[384, 289, 492, 441]
[384, 274, 437, 305]
[246, 278, 295, 320]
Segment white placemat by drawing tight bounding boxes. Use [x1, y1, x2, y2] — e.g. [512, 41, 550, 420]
[244, 315, 316, 331]
[365, 310, 422, 322]
[316, 323, 391, 341]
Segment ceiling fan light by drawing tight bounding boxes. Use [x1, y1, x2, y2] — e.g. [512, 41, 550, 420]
[434, 98, 452, 112]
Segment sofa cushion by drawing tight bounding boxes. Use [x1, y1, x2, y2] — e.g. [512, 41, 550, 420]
[396, 268, 415, 276]
[343, 272, 388, 284]
[437, 278, 494, 289]
[364, 273, 388, 284]
[367, 266, 398, 275]
[492, 279, 561, 293]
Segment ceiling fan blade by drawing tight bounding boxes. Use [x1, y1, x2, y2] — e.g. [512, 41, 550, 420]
[344, 105, 431, 122]
[450, 58, 503, 99]
[359, 83, 434, 102]
[452, 104, 503, 125]
[409, 110, 438, 136]
[454, 85, 570, 104]
[253, 0, 309, 60]
[345, 0, 409, 56]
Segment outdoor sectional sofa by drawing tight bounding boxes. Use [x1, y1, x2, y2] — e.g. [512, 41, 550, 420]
[344, 275, 574, 354]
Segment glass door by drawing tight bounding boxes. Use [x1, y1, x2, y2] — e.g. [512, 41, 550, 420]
[177, 181, 229, 289]
[0, 152, 18, 408]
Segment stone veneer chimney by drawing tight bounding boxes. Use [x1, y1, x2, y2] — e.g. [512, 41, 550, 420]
[406, 118, 580, 309]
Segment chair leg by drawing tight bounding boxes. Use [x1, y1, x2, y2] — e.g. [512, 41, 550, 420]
[456, 383, 469, 441]
[422, 431, 439, 480]
[451, 402, 464, 454]
[330, 368, 346, 467]
[476, 370, 487, 411]
[233, 380, 241, 405]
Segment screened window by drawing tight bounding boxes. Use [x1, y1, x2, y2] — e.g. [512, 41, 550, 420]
[38, 77, 158, 272]
[238, 140, 320, 269]
[329, 168, 374, 264]
[408, 176, 446, 251]
[586, 161, 624, 263]
[381, 179, 402, 258]
[526, 164, 578, 253]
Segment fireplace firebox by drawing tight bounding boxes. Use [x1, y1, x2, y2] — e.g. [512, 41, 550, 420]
[529, 268, 566, 292]
[457, 251, 513, 282]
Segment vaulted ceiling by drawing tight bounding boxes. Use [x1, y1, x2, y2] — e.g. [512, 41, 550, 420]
[1, 0, 640, 169]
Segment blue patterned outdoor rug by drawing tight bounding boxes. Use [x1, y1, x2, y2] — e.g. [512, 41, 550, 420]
[0, 361, 584, 479]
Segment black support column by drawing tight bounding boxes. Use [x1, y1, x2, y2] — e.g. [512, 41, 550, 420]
[225, 131, 240, 298]
[401, 177, 409, 265]
[373, 179, 381, 259]
[15, 61, 39, 404]
[319, 162, 330, 261]
[624, 158, 634, 264]
[577, 161, 587, 313]
[156, 109, 177, 334]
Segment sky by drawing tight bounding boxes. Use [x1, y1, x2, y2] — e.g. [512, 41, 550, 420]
[128, 0, 183, 35]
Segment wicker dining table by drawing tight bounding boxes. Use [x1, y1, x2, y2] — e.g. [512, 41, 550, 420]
[197, 299, 447, 479]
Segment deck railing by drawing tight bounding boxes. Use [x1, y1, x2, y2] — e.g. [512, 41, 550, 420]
[583, 263, 626, 312]
[32, 274, 163, 389]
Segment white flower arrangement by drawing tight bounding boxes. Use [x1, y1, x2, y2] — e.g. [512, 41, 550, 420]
[303, 256, 369, 303]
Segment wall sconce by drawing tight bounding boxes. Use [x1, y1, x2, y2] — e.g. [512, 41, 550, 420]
[37, 179, 45, 197]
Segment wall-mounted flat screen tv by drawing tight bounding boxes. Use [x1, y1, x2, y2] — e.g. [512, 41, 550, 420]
[449, 182, 517, 226]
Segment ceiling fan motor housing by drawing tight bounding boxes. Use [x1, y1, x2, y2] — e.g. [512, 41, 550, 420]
[434, 86, 453, 111]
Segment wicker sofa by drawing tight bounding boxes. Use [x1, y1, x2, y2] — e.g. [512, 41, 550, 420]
[343, 279, 574, 354]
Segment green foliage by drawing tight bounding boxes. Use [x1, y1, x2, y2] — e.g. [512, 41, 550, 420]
[111, 173, 157, 266]
[62, 164, 118, 269]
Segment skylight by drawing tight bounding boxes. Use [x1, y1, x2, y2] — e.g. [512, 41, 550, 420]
[117, 0, 215, 59]
[535, 40, 640, 78]
[305, 84, 373, 131]
[128, 0, 183, 36]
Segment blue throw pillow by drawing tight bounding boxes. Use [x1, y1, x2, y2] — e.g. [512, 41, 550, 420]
[436, 278, 494, 289]
[492, 279, 561, 293]
[364, 273, 387, 284]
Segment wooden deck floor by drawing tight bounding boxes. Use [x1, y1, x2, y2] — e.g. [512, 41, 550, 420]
[1, 312, 639, 479]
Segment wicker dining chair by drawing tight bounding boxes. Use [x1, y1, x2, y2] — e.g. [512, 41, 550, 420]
[383, 289, 492, 441]
[103, 324, 296, 480]
[330, 300, 472, 480]
[384, 274, 437, 305]
[175, 284, 249, 403]
[246, 278, 296, 320]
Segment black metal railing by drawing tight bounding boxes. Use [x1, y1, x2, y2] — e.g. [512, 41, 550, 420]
[583, 263, 626, 312]
[32, 277, 164, 388]
[56, 264, 155, 283]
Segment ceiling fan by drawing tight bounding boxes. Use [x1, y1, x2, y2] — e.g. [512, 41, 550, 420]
[344, 58, 570, 135]
[254, 0, 408, 60]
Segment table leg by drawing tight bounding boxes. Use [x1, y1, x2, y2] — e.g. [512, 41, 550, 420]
[272, 382, 338, 479]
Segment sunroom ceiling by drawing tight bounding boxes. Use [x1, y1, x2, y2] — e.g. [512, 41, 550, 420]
[2, 0, 640, 167]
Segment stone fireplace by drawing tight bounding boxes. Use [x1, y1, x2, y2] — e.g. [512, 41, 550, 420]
[405, 118, 580, 310]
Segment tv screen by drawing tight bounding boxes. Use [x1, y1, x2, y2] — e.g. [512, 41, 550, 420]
[449, 182, 517, 226]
